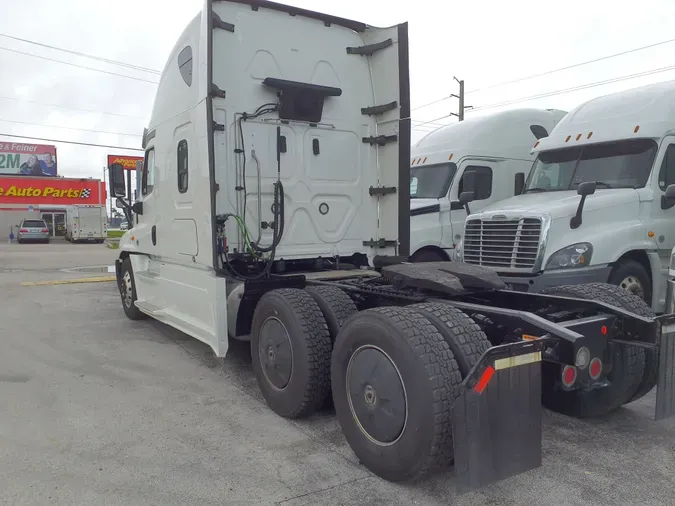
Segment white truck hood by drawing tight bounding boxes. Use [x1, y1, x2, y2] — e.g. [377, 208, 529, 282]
[474, 189, 639, 219]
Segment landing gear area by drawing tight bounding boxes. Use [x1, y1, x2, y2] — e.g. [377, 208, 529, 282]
[116, 259, 675, 490]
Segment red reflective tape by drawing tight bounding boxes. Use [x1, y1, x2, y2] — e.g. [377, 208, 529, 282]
[473, 365, 495, 394]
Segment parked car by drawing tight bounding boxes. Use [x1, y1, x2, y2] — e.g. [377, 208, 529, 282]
[119, 221, 129, 230]
[17, 219, 50, 244]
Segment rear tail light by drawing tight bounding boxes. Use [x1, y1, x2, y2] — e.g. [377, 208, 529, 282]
[41, 228, 49, 233]
[19, 228, 28, 233]
[589, 358, 603, 380]
[561, 365, 577, 388]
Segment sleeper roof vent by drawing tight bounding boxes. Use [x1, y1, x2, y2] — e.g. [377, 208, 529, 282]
[263, 77, 342, 124]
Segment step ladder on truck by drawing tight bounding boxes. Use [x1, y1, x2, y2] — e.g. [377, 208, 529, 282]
[109, 0, 675, 491]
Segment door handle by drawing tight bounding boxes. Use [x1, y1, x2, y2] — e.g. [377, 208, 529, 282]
[151, 225, 157, 246]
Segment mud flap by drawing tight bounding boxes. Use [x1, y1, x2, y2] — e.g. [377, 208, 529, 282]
[656, 315, 675, 421]
[452, 341, 544, 493]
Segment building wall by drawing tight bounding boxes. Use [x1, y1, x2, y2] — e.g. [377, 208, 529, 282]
[0, 209, 42, 239]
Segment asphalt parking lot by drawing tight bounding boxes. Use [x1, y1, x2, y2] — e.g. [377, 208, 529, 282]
[1, 242, 674, 505]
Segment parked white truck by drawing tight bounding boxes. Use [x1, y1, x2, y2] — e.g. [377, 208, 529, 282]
[457, 79, 675, 313]
[409, 108, 567, 262]
[108, 0, 675, 490]
[65, 205, 107, 243]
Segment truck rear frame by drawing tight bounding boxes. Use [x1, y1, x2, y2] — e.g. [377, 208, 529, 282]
[115, 255, 675, 490]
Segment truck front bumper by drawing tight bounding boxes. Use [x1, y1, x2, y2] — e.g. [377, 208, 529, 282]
[499, 265, 612, 293]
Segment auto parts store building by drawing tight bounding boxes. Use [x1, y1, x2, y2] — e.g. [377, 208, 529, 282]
[0, 176, 107, 240]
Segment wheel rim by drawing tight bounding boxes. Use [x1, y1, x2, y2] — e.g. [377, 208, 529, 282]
[258, 317, 293, 390]
[346, 345, 407, 446]
[121, 271, 133, 308]
[619, 275, 644, 299]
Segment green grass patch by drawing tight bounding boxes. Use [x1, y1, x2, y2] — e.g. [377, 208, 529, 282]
[107, 230, 126, 238]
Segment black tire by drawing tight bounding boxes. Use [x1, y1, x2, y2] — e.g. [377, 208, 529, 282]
[540, 283, 646, 417]
[306, 285, 358, 342]
[251, 288, 332, 419]
[409, 302, 491, 377]
[573, 282, 657, 404]
[119, 257, 147, 321]
[331, 306, 462, 482]
[608, 259, 652, 305]
[411, 249, 447, 263]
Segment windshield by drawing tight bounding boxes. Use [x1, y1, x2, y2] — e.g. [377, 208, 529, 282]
[22, 220, 46, 228]
[525, 139, 658, 192]
[410, 162, 457, 199]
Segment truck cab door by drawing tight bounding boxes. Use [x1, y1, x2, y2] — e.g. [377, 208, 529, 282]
[450, 159, 497, 245]
[649, 137, 675, 283]
[135, 148, 159, 251]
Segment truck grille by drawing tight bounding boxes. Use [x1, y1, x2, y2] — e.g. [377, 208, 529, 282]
[463, 217, 542, 270]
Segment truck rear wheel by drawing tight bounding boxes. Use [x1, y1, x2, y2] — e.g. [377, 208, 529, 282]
[409, 302, 491, 377]
[570, 282, 657, 404]
[119, 257, 147, 321]
[331, 306, 462, 482]
[250, 288, 332, 419]
[540, 283, 646, 417]
[306, 285, 357, 342]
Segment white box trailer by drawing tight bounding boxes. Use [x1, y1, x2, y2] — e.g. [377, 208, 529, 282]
[65, 205, 107, 243]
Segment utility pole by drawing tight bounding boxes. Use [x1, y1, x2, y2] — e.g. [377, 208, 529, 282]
[450, 77, 472, 121]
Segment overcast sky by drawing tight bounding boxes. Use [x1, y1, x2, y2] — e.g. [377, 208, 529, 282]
[2, 0, 675, 181]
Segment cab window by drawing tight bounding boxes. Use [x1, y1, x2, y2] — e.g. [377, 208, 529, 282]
[142, 148, 155, 196]
[658, 144, 675, 191]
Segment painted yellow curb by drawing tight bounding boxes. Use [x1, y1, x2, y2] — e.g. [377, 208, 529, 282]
[21, 276, 116, 287]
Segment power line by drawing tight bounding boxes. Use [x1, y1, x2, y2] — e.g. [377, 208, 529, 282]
[470, 64, 675, 112]
[0, 118, 141, 138]
[0, 46, 160, 84]
[469, 37, 675, 95]
[0, 95, 148, 120]
[413, 63, 675, 128]
[0, 132, 143, 151]
[411, 36, 675, 112]
[0, 33, 162, 75]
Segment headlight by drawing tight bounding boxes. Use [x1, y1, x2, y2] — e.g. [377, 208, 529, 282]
[545, 242, 593, 269]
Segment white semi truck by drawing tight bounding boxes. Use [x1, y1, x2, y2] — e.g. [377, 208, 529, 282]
[109, 0, 675, 490]
[409, 108, 567, 262]
[458, 79, 675, 314]
[65, 205, 107, 243]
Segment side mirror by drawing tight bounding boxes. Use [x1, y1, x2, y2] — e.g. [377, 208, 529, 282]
[108, 163, 126, 198]
[459, 191, 475, 215]
[115, 198, 125, 209]
[132, 201, 144, 215]
[459, 191, 475, 205]
[661, 184, 675, 210]
[576, 181, 596, 196]
[666, 184, 675, 201]
[514, 173, 525, 195]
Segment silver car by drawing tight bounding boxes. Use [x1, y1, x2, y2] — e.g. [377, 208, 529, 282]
[17, 219, 50, 244]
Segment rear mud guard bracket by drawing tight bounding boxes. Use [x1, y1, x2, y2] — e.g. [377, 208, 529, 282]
[363, 238, 397, 249]
[368, 186, 396, 197]
[453, 341, 544, 493]
[212, 11, 235, 32]
[346, 38, 393, 56]
[362, 134, 398, 147]
[361, 101, 398, 116]
[656, 317, 675, 420]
